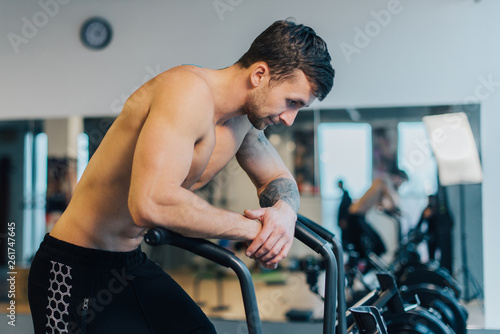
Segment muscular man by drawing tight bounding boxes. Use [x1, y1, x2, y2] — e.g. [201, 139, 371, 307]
[28, 20, 334, 333]
[342, 167, 408, 258]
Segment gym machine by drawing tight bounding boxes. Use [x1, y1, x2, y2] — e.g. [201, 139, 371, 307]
[145, 215, 464, 334]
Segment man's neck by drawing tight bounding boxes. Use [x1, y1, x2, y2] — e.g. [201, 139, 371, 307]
[205, 65, 249, 125]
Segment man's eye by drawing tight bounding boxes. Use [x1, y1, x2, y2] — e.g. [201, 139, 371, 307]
[287, 100, 297, 108]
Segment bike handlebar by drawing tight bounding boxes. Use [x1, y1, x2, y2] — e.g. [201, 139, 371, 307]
[145, 218, 340, 334]
[144, 228, 263, 334]
[297, 214, 347, 334]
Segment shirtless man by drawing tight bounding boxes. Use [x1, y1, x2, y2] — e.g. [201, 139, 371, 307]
[342, 167, 408, 257]
[28, 20, 334, 333]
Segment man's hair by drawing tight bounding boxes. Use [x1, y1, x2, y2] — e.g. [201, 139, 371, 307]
[389, 165, 409, 181]
[236, 20, 335, 101]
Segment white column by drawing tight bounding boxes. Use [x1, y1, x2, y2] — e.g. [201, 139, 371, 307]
[481, 98, 500, 329]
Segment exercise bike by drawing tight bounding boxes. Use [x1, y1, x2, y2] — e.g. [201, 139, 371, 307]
[144, 218, 338, 334]
[296, 214, 463, 334]
[145, 214, 461, 334]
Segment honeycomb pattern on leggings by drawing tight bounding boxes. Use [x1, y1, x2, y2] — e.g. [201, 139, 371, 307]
[46, 261, 73, 333]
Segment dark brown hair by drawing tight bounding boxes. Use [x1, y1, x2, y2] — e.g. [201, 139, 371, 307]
[237, 20, 335, 101]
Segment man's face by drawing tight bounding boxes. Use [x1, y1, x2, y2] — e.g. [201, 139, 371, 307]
[245, 70, 316, 130]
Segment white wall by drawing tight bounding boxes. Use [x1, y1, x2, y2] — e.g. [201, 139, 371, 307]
[1, 0, 499, 328]
[0, 0, 340, 119]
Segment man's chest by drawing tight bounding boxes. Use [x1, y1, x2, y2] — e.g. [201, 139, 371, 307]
[185, 116, 252, 190]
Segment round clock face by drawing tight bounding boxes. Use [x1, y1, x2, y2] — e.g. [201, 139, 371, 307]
[81, 18, 112, 50]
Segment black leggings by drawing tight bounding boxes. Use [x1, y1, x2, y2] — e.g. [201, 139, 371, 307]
[28, 234, 216, 334]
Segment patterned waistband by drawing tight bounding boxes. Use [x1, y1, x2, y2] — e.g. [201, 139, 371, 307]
[37, 233, 147, 271]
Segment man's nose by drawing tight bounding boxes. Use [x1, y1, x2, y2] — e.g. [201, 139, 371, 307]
[279, 110, 299, 126]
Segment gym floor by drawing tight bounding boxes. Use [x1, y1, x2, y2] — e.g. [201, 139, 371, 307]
[171, 269, 490, 332]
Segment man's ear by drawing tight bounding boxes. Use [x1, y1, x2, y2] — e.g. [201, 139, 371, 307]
[250, 62, 270, 87]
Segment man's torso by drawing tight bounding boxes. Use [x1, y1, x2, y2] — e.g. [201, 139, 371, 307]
[50, 67, 253, 251]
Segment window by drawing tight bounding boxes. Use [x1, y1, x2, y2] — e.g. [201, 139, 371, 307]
[318, 123, 372, 232]
[397, 122, 439, 232]
[22, 131, 48, 264]
[397, 122, 438, 197]
[318, 123, 373, 199]
[77, 133, 89, 182]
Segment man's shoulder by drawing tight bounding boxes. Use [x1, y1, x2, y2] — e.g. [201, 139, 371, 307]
[157, 65, 211, 87]
[148, 66, 213, 102]
[139, 66, 216, 134]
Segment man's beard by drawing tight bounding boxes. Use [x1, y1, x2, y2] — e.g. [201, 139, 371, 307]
[245, 87, 269, 130]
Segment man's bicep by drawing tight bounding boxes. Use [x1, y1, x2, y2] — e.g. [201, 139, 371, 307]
[131, 109, 196, 196]
[131, 74, 213, 194]
[236, 128, 293, 190]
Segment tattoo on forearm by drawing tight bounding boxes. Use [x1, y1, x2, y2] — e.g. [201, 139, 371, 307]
[259, 178, 300, 212]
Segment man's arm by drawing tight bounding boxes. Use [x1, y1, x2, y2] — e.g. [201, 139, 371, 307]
[348, 178, 385, 215]
[258, 177, 300, 212]
[128, 70, 261, 241]
[349, 177, 400, 216]
[236, 128, 299, 269]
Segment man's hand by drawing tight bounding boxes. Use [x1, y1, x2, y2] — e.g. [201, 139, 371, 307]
[244, 201, 296, 269]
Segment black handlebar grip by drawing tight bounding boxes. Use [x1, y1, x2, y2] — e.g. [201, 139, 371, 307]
[144, 228, 172, 246]
[294, 220, 329, 253]
[297, 214, 336, 241]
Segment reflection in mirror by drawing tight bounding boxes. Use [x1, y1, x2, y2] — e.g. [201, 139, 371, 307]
[0, 120, 44, 265]
[291, 103, 482, 303]
[0, 117, 116, 265]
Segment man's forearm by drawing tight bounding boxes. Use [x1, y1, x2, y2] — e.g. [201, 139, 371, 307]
[130, 186, 261, 241]
[259, 177, 300, 212]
